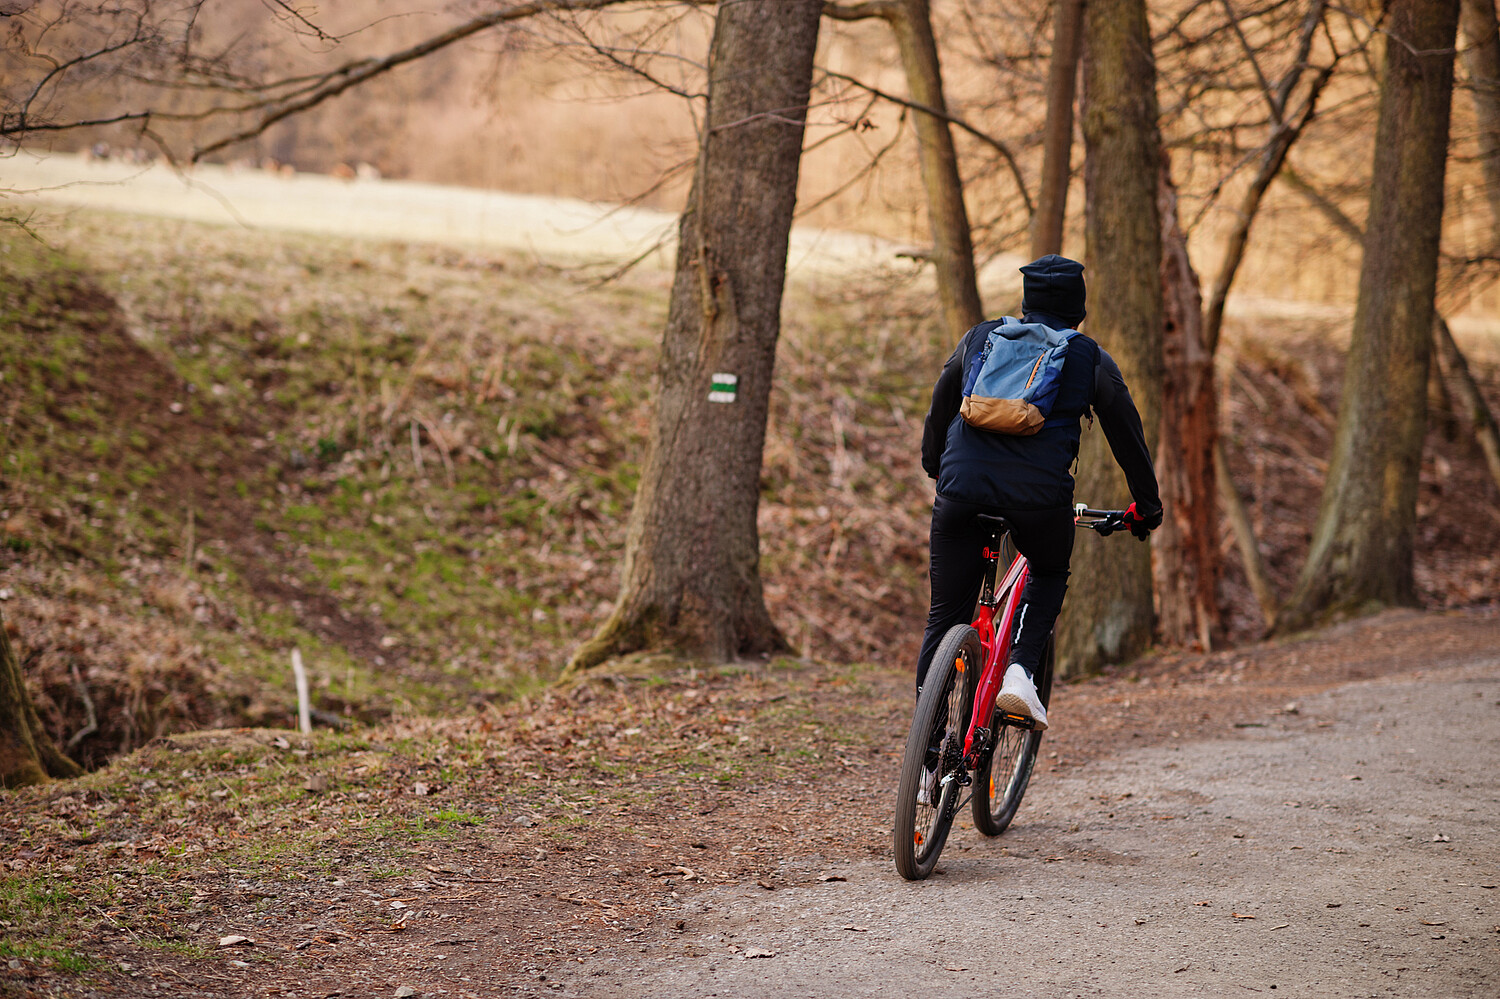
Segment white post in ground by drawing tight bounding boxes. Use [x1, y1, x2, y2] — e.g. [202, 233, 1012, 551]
[291, 649, 312, 735]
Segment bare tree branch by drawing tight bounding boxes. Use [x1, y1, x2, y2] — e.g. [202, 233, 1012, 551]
[190, 0, 640, 162]
[822, 1, 901, 19]
[1204, 64, 1334, 353]
[819, 66, 1033, 214]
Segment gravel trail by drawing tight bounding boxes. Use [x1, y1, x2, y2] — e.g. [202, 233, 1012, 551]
[571, 659, 1500, 998]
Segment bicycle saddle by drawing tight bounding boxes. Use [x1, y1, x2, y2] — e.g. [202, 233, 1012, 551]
[975, 513, 1013, 534]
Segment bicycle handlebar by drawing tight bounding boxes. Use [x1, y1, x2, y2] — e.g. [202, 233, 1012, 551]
[1073, 504, 1127, 536]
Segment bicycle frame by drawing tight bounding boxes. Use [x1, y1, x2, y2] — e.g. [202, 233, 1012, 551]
[961, 539, 1030, 764]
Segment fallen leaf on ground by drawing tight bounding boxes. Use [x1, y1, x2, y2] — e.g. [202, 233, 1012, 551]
[742, 947, 775, 959]
[217, 935, 254, 947]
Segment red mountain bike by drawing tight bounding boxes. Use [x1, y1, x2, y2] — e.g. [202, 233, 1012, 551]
[893, 505, 1127, 881]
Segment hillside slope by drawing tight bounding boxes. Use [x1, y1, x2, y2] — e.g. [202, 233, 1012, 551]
[1, 206, 1497, 769]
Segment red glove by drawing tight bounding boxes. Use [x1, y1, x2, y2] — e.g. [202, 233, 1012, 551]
[1121, 502, 1162, 541]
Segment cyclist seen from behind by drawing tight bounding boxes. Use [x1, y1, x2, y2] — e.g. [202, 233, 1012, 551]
[918, 254, 1163, 729]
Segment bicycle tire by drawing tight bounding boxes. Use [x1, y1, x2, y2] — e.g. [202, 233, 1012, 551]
[972, 633, 1054, 837]
[893, 624, 980, 881]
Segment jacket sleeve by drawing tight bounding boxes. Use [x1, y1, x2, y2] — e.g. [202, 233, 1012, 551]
[921, 334, 971, 479]
[1092, 348, 1162, 516]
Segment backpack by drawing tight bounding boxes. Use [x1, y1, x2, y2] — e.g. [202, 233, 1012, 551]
[959, 318, 1078, 435]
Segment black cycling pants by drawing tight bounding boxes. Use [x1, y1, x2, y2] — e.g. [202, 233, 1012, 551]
[916, 494, 1074, 692]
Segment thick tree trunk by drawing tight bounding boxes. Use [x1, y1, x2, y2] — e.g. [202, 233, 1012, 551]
[1278, 0, 1460, 631]
[1155, 163, 1220, 651]
[1030, 0, 1085, 259]
[1284, 165, 1500, 497]
[566, 0, 822, 672]
[1055, 0, 1163, 677]
[1, 605, 82, 788]
[888, 0, 984, 333]
[1460, 0, 1500, 228]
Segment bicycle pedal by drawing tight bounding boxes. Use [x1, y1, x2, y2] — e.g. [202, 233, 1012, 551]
[999, 712, 1038, 729]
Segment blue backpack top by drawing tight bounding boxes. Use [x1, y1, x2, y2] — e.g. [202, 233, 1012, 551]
[959, 318, 1078, 435]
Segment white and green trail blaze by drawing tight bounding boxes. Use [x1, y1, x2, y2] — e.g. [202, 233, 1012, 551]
[708, 372, 738, 403]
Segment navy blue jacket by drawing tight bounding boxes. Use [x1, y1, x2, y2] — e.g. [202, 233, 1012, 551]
[921, 316, 1162, 513]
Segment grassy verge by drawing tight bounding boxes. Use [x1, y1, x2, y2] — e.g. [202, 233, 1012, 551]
[1, 206, 949, 766]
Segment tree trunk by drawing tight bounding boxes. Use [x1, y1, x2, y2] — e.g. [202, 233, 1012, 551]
[1460, 0, 1500, 231]
[887, 0, 984, 333]
[1030, 0, 1085, 259]
[1155, 162, 1220, 651]
[1278, 0, 1460, 631]
[1283, 165, 1500, 497]
[1, 605, 83, 788]
[1055, 0, 1163, 677]
[566, 0, 822, 673]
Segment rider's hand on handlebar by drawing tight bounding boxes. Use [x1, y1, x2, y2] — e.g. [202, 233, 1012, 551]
[1122, 502, 1162, 541]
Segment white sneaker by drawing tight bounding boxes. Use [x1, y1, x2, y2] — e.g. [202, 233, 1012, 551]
[917, 764, 938, 807]
[995, 664, 1048, 731]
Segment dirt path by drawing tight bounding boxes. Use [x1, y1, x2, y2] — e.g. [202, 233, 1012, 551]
[565, 658, 1500, 998]
[3, 152, 901, 280]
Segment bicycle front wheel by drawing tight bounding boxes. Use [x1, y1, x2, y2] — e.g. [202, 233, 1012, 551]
[972, 634, 1054, 836]
[893, 624, 980, 881]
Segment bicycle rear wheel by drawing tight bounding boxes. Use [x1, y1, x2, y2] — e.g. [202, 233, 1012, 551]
[893, 624, 979, 881]
[972, 634, 1054, 837]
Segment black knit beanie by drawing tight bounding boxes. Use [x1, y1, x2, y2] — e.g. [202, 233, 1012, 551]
[1020, 254, 1087, 327]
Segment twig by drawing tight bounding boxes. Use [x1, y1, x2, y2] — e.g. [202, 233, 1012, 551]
[414, 414, 456, 488]
[66, 663, 98, 751]
[182, 506, 195, 574]
[1215, 441, 1277, 630]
